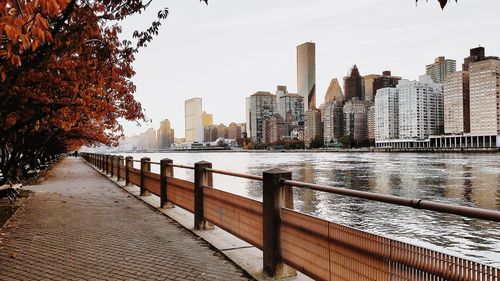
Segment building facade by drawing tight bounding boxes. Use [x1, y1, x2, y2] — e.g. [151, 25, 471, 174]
[444, 71, 470, 134]
[375, 88, 399, 140]
[185, 98, 203, 142]
[367, 103, 375, 142]
[262, 115, 287, 144]
[227, 122, 242, 139]
[157, 119, 175, 149]
[344, 65, 363, 102]
[469, 58, 500, 135]
[202, 111, 213, 127]
[425, 56, 456, 84]
[304, 109, 322, 147]
[322, 101, 344, 144]
[278, 93, 304, 123]
[145, 128, 157, 150]
[216, 124, 228, 139]
[343, 98, 367, 143]
[203, 125, 218, 142]
[398, 76, 443, 140]
[362, 74, 381, 102]
[297, 42, 316, 111]
[246, 91, 277, 143]
[324, 78, 344, 103]
[372, 71, 401, 100]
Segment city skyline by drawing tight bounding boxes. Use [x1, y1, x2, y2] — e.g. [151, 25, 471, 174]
[119, 0, 500, 137]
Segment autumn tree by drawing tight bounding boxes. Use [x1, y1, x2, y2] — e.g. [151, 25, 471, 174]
[0, 0, 206, 178]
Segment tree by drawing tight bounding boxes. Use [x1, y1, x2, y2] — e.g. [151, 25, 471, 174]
[0, 0, 206, 178]
[309, 136, 324, 149]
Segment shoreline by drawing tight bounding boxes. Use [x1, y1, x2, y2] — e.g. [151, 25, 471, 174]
[103, 148, 500, 154]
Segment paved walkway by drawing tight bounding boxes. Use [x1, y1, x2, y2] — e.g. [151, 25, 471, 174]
[0, 157, 253, 280]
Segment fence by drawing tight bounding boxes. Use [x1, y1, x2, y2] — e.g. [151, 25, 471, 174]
[81, 153, 500, 281]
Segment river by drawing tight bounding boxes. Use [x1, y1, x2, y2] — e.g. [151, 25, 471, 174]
[117, 151, 500, 267]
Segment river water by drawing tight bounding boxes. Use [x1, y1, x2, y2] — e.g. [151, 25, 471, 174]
[119, 151, 500, 267]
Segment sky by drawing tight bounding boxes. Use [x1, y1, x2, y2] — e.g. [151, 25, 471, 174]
[119, 0, 500, 137]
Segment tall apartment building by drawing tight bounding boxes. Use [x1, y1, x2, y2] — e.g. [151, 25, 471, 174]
[297, 42, 316, 111]
[444, 71, 470, 134]
[304, 109, 322, 147]
[367, 104, 375, 142]
[322, 101, 343, 143]
[375, 88, 399, 140]
[157, 119, 175, 149]
[469, 58, 500, 135]
[216, 124, 228, 139]
[202, 111, 213, 127]
[227, 122, 242, 139]
[398, 75, 443, 139]
[324, 78, 344, 103]
[463, 47, 486, 71]
[362, 74, 381, 102]
[373, 71, 401, 99]
[343, 98, 367, 142]
[344, 65, 363, 101]
[185, 98, 203, 142]
[426, 56, 456, 84]
[145, 128, 157, 150]
[278, 93, 304, 123]
[246, 91, 277, 143]
[262, 115, 287, 144]
[203, 125, 218, 142]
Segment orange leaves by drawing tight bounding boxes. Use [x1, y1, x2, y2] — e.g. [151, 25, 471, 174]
[10, 55, 21, 66]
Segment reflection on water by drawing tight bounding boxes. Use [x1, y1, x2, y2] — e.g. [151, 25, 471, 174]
[121, 152, 500, 267]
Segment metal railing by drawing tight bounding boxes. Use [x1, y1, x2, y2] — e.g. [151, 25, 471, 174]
[80, 153, 500, 281]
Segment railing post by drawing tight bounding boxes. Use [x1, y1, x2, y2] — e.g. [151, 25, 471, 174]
[194, 161, 213, 230]
[110, 155, 115, 178]
[125, 156, 133, 186]
[106, 154, 111, 175]
[117, 156, 124, 181]
[140, 157, 151, 196]
[262, 168, 296, 278]
[160, 158, 174, 208]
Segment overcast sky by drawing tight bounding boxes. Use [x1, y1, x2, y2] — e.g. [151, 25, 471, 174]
[119, 0, 500, 137]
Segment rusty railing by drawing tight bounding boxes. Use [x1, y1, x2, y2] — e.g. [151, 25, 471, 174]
[81, 153, 500, 281]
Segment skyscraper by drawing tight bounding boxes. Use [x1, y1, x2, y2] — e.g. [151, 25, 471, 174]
[157, 119, 175, 149]
[185, 98, 203, 142]
[262, 115, 287, 144]
[304, 109, 322, 147]
[278, 93, 304, 123]
[324, 78, 344, 103]
[426, 56, 456, 84]
[227, 122, 242, 139]
[375, 88, 399, 140]
[362, 74, 381, 102]
[343, 98, 367, 143]
[444, 71, 470, 134]
[462, 47, 486, 71]
[246, 91, 277, 143]
[469, 58, 500, 135]
[398, 76, 443, 139]
[372, 71, 401, 100]
[297, 42, 316, 111]
[344, 65, 363, 102]
[322, 101, 343, 143]
[202, 111, 213, 127]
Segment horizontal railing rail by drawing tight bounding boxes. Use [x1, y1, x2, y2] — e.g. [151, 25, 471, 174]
[204, 167, 263, 181]
[80, 152, 500, 281]
[282, 179, 500, 222]
[168, 163, 195, 170]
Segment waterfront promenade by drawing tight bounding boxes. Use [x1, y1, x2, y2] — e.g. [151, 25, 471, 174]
[0, 157, 252, 280]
